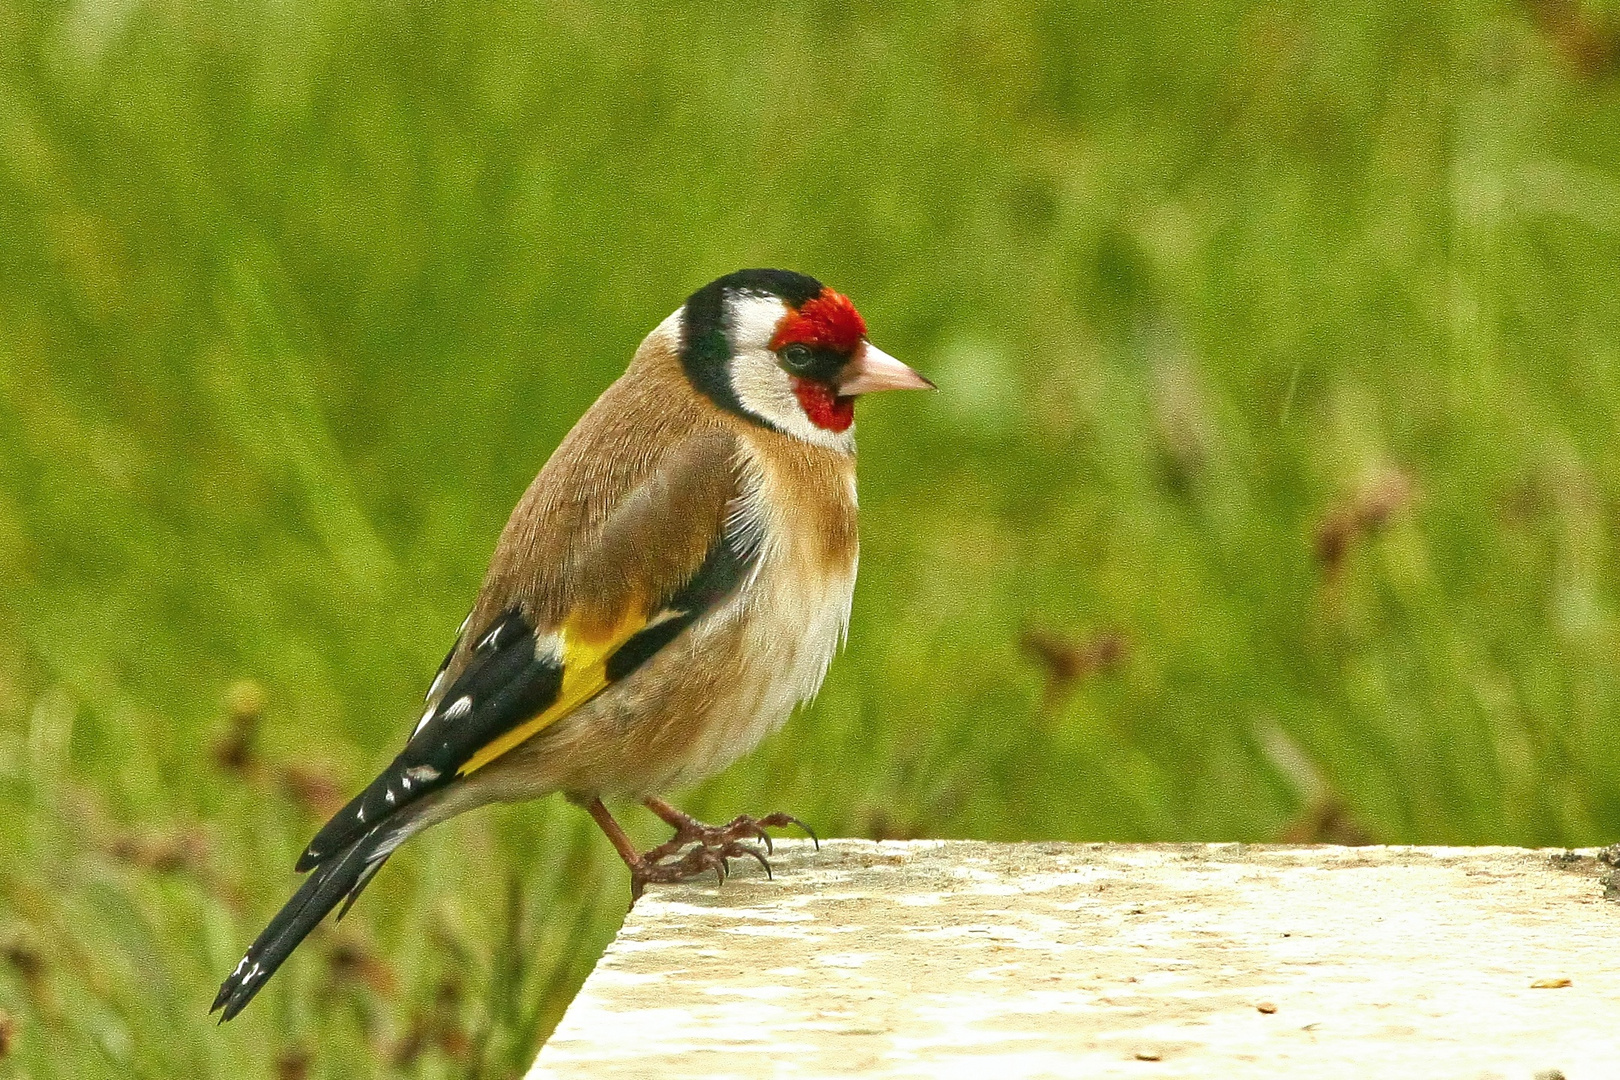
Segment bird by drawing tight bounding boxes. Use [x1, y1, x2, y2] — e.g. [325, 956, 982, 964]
[212, 268, 933, 1021]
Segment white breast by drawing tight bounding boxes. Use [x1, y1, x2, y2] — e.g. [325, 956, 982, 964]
[665, 441, 858, 786]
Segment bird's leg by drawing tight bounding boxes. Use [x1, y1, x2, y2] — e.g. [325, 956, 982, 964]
[585, 796, 768, 903]
[640, 796, 818, 865]
[585, 796, 645, 871]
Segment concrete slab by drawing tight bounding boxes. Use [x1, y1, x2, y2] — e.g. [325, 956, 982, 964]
[530, 840, 1620, 1079]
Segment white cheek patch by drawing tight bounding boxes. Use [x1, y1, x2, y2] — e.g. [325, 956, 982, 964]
[725, 291, 856, 453]
[726, 292, 790, 351]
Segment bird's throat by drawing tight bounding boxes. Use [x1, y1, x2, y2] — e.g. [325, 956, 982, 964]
[790, 377, 855, 433]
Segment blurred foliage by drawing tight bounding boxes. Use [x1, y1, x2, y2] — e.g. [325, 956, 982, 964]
[2, 0, 1620, 1075]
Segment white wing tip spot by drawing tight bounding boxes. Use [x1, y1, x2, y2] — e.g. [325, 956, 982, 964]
[405, 764, 440, 783]
[444, 696, 472, 720]
[534, 632, 564, 665]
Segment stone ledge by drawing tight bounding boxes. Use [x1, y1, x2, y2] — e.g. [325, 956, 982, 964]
[530, 840, 1619, 1079]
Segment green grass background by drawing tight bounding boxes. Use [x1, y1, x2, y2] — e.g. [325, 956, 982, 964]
[4, 0, 1620, 1075]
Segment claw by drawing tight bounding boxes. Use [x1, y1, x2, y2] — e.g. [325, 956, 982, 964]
[756, 812, 817, 850]
[739, 844, 772, 879]
[794, 817, 820, 850]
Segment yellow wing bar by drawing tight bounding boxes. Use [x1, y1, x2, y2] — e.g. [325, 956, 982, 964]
[456, 606, 646, 777]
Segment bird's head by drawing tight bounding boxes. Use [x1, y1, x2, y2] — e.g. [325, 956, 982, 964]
[677, 269, 933, 449]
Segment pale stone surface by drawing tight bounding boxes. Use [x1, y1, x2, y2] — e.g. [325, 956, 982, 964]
[530, 840, 1620, 1079]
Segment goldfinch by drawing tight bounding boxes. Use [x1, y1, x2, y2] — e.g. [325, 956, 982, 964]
[213, 269, 933, 1021]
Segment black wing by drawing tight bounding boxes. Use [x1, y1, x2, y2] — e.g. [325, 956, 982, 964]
[297, 522, 755, 872]
[296, 608, 561, 871]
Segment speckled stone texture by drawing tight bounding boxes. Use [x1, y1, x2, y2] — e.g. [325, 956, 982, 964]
[530, 840, 1620, 1079]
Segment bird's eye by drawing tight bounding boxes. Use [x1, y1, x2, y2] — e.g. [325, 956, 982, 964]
[778, 343, 815, 372]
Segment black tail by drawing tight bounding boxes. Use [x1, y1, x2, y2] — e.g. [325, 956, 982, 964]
[212, 826, 394, 1022]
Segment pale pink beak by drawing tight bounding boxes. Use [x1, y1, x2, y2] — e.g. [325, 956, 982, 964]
[835, 342, 936, 396]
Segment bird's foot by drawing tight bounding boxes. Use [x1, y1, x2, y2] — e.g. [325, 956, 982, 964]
[629, 797, 818, 901]
[626, 839, 769, 902]
[642, 804, 817, 864]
